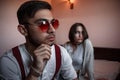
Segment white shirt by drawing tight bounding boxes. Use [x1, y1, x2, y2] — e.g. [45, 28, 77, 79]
[64, 44, 83, 71]
[0, 44, 77, 80]
[64, 39, 94, 80]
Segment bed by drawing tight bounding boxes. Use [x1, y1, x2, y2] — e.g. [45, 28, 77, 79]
[94, 47, 120, 80]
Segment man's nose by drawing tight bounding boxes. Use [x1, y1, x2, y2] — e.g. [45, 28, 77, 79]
[48, 24, 55, 33]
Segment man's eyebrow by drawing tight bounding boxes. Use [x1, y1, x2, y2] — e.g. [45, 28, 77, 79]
[34, 18, 48, 23]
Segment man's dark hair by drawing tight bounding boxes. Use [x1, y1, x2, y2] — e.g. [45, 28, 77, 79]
[69, 23, 89, 43]
[17, 0, 52, 25]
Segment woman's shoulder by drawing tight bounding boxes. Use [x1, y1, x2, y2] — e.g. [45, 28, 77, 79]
[63, 41, 71, 47]
[65, 41, 71, 45]
[84, 39, 92, 44]
[83, 39, 93, 47]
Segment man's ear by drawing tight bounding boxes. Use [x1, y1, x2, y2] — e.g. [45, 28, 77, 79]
[17, 24, 28, 36]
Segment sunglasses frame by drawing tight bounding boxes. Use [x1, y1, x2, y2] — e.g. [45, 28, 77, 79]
[25, 19, 59, 32]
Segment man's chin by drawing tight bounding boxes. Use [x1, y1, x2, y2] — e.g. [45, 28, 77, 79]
[49, 42, 55, 46]
[45, 41, 55, 46]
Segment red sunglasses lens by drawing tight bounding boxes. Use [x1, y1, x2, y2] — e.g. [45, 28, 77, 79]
[52, 19, 59, 29]
[39, 22, 49, 32]
[39, 19, 59, 32]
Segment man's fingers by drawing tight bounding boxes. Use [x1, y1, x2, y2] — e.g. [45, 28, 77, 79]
[34, 44, 51, 56]
[39, 51, 51, 60]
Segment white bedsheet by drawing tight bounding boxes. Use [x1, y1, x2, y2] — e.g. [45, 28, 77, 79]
[94, 60, 120, 80]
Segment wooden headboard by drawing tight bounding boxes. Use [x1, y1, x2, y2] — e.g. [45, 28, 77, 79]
[94, 47, 120, 62]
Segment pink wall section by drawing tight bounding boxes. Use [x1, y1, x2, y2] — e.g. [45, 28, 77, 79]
[0, 0, 120, 56]
[52, 0, 120, 48]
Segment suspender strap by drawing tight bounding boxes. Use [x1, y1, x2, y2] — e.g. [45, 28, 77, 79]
[52, 44, 61, 80]
[12, 45, 61, 80]
[12, 46, 25, 80]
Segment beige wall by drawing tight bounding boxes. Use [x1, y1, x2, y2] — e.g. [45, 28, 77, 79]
[0, 0, 120, 56]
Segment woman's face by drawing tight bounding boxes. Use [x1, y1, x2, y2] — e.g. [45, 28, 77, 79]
[74, 26, 84, 44]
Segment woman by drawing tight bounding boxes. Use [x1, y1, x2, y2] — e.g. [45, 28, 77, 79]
[64, 23, 94, 80]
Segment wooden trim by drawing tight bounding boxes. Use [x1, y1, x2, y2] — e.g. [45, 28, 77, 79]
[94, 47, 120, 62]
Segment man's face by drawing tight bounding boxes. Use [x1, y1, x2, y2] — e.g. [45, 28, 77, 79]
[26, 9, 57, 46]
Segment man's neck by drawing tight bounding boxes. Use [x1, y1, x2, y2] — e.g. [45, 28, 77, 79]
[25, 42, 36, 56]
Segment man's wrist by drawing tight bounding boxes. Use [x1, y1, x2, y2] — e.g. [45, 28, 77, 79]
[30, 66, 42, 77]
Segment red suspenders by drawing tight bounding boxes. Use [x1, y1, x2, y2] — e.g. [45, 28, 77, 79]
[12, 44, 61, 80]
[52, 44, 61, 80]
[12, 46, 26, 80]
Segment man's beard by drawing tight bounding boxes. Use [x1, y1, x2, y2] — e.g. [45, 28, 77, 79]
[27, 35, 54, 47]
[28, 36, 40, 47]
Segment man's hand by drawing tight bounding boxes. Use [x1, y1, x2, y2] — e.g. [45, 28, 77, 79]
[32, 44, 51, 74]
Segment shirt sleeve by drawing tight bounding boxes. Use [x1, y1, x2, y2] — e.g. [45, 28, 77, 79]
[85, 39, 94, 80]
[0, 53, 21, 80]
[59, 46, 77, 79]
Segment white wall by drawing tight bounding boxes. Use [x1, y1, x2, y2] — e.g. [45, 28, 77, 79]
[0, 0, 27, 56]
[0, 0, 120, 56]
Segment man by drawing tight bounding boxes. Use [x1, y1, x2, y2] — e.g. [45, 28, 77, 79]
[0, 1, 77, 80]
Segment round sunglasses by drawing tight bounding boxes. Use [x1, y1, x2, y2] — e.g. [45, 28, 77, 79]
[26, 19, 59, 32]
